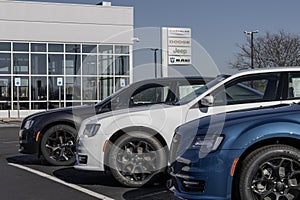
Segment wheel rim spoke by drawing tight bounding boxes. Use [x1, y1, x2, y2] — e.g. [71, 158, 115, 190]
[45, 129, 75, 162]
[116, 139, 159, 182]
[250, 157, 300, 200]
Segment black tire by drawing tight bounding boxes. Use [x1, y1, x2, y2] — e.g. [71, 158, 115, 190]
[238, 144, 300, 200]
[40, 124, 77, 166]
[108, 131, 167, 187]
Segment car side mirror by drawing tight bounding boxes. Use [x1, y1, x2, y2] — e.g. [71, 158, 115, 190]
[201, 95, 214, 107]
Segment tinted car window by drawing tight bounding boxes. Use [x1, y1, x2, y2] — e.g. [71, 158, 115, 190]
[288, 72, 300, 99]
[130, 84, 170, 106]
[213, 73, 280, 105]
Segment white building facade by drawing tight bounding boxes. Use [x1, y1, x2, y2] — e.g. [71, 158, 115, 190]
[0, 1, 134, 117]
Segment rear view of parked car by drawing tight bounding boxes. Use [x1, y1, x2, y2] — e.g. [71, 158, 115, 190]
[76, 67, 300, 187]
[170, 103, 300, 200]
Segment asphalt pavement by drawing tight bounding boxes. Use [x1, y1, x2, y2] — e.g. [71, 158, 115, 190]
[0, 125, 179, 200]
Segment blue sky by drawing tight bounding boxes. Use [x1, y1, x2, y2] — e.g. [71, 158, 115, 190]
[16, 0, 300, 76]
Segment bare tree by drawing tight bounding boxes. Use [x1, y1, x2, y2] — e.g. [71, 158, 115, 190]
[230, 30, 300, 70]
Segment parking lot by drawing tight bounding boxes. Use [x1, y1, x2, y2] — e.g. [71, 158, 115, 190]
[0, 125, 178, 200]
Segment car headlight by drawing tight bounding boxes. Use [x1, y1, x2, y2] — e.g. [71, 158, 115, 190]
[24, 120, 34, 129]
[191, 134, 224, 153]
[83, 124, 101, 137]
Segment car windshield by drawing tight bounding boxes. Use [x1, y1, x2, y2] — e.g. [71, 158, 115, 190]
[176, 75, 229, 105]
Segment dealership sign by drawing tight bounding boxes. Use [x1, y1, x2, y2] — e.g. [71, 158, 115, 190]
[162, 27, 192, 76]
[169, 56, 191, 65]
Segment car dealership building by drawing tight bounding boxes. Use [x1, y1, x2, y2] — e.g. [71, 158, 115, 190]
[0, 0, 133, 117]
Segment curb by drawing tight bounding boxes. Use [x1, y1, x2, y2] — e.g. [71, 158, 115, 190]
[1, 118, 23, 123]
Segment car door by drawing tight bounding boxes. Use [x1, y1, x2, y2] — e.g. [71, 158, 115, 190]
[185, 72, 283, 122]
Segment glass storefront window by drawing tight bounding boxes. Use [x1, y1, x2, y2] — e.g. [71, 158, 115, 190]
[49, 77, 64, 100]
[66, 54, 81, 75]
[115, 55, 129, 75]
[66, 44, 81, 53]
[66, 77, 81, 100]
[48, 54, 63, 75]
[99, 45, 113, 54]
[0, 53, 11, 74]
[83, 77, 97, 100]
[99, 55, 113, 75]
[13, 102, 29, 110]
[82, 55, 96, 75]
[0, 77, 11, 100]
[0, 42, 11, 51]
[13, 53, 29, 74]
[31, 77, 47, 100]
[13, 43, 29, 52]
[31, 54, 46, 74]
[48, 43, 64, 52]
[32, 102, 47, 110]
[0, 41, 131, 110]
[115, 77, 129, 92]
[99, 77, 113, 100]
[31, 43, 46, 52]
[82, 45, 97, 53]
[115, 46, 129, 54]
[13, 77, 29, 100]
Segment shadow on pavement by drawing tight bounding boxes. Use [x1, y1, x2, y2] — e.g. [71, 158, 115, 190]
[6, 155, 48, 165]
[123, 186, 179, 200]
[53, 167, 122, 187]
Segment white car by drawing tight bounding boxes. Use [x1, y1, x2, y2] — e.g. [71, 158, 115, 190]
[75, 67, 300, 187]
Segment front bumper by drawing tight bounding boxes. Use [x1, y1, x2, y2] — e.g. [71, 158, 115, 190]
[74, 134, 107, 172]
[19, 128, 39, 154]
[170, 149, 242, 200]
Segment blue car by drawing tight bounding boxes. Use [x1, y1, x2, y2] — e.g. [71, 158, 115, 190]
[169, 104, 300, 200]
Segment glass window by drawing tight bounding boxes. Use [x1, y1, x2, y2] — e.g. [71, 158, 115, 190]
[13, 43, 29, 52]
[213, 73, 280, 105]
[115, 46, 129, 54]
[31, 43, 46, 52]
[99, 45, 113, 54]
[82, 55, 96, 75]
[48, 77, 64, 100]
[0, 77, 11, 100]
[83, 77, 97, 100]
[48, 54, 63, 75]
[48, 44, 64, 52]
[0, 53, 11, 74]
[13, 53, 29, 74]
[130, 84, 170, 106]
[288, 72, 300, 99]
[31, 77, 47, 100]
[115, 55, 129, 75]
[179, 84, 204, 99]
[66, 77, 81, 100]
[99, 77, 113, 100]
[115, 77, 129, 92]
[66, 54, 81, 75]
[31, 54, 46, 74]
[13, 102, 29, 110]
[98, 55, 113, 75]
[66, 44, 81, 53]
[13, 77, 29, 100]
[0, 42, 11, 51]
[82, 45, 97, 53]
[31, 102, 47, 110]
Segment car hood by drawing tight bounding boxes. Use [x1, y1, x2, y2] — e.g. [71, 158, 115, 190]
[24, 105, 97, 121]
[81, 103, 175, 125]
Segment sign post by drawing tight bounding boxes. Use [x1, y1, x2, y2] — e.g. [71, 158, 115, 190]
[57, 77, 63, 108]
[15, 78, 21, 118]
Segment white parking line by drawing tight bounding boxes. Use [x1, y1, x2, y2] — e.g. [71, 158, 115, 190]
[8, 163, 114, 200]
